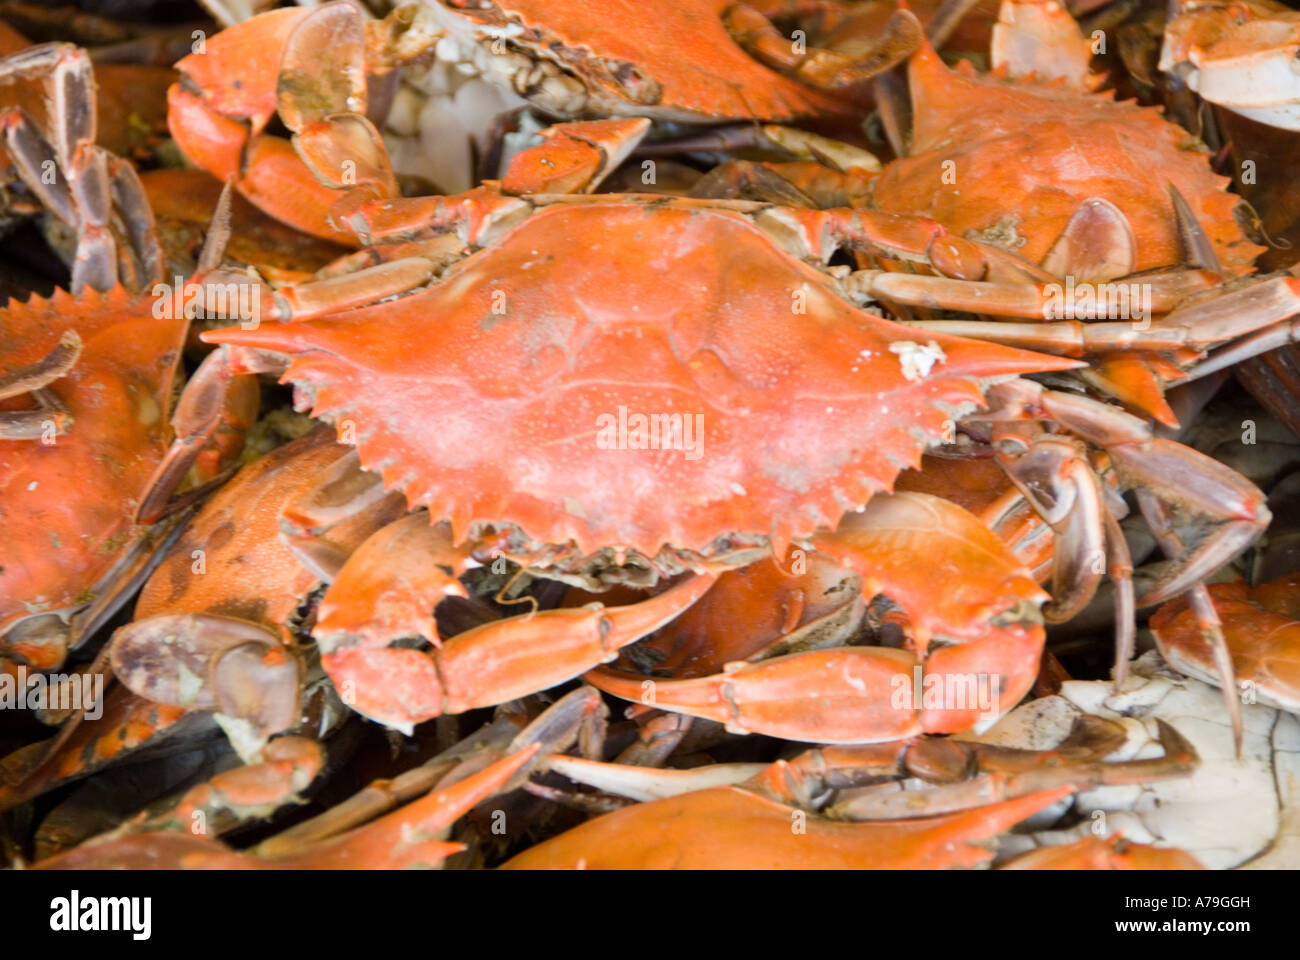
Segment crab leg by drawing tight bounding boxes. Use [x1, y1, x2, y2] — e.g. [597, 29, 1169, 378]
[989, 420, 1138, 683]
[897, 273, 1300, 358]
[828, 720, 1197, 819]
[588, 646, 925, 743]
[1136, 490, 1243, 755]
[134, 345, 261, 524]
[1, 43, 165, 293]
[981, 380, 1271, 606]
[119, 735, 325, 838]
[582, 492, 1049, 742]
[544, 718, 1196, 821]
[110, 612, 304, 746]
[724, 4, 924, 90]
[175, 123, 658, 323]
[34, 744, 538, 869]
[320, 571, 716, 731]
[0, 330, 80, 439]
[865, 268, 1221, 321]
[257, 687, 603, 856]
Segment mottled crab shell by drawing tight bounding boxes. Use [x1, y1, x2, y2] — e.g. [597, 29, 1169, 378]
[872, 42, 1267, 275]
[0, 286, 185, 634]
[208, 199, 1072, 558]
[435, 0, 849, 121]
[134, 428, 350, 632]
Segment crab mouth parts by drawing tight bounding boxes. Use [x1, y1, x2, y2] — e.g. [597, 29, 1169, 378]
[461, 522, 771, 591]
[382, 11, 581, 193]
[383, 2, 681, 192]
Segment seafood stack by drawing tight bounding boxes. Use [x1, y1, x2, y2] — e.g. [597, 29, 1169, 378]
[0, 0, 1298, 871]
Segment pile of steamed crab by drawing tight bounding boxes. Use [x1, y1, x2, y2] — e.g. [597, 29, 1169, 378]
[0, 0, 1298, 871]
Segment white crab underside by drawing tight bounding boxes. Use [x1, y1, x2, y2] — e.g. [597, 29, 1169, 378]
[1163, 49, 1300, 130]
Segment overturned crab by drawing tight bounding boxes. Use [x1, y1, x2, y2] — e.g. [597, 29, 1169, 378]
[1160, 0, 1300, 133]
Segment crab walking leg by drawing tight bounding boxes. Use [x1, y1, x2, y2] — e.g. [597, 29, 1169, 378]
[784, 205, 1059, 284]
[1, 44, 107, 290]
[723, 4, 923, 90]
[989, 421, 1137, 686]
[1136, 490, 1243, 756]
[545, 754, 768, 801]
[320, 572, 716, 731]
[543, 718, 1196, 819]
[894, 273, 1300, 359]
[827, 720, 1198, 819]
[864, 268, 1221, 322]
[35, 744, 538, 870]
[501, 785, 1075, 869]
[0, 330, 80, 439]
[978, 380, 1271, 606]
[1, 46, 165, 293]
[255, 687, 603, 857]
[134, 346, 261, 524]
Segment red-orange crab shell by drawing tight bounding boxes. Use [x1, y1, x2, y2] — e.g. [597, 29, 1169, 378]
[1150, 573, 1300, 711]
[133, 428, 375, 637]
[434, 0, 850, 122]
[872, 39, 1266, 275]
[0, 286, 186, 636]
[207, 199, 1073, 558]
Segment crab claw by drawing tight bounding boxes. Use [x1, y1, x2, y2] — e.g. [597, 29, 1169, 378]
[313, 515, 470, 650]
[320, 571, 716, 731]
[502, 119, 651, 196]
[587, 492, 1049, 742]
[587, 646, 924, 743]
[110, 613, 303, 749]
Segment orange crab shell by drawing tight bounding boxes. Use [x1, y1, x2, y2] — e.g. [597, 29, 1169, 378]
[207, 199, 1074, 558]
[501, 783, 1075, 869]
[872, 40, 1266, 275]
[1150, 573, 1300, 707]
[1003, 834, 1207, 869]
[132, 428, 387, 638]
[440, 0, 850, 122]
[0, 286, 187, 635]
